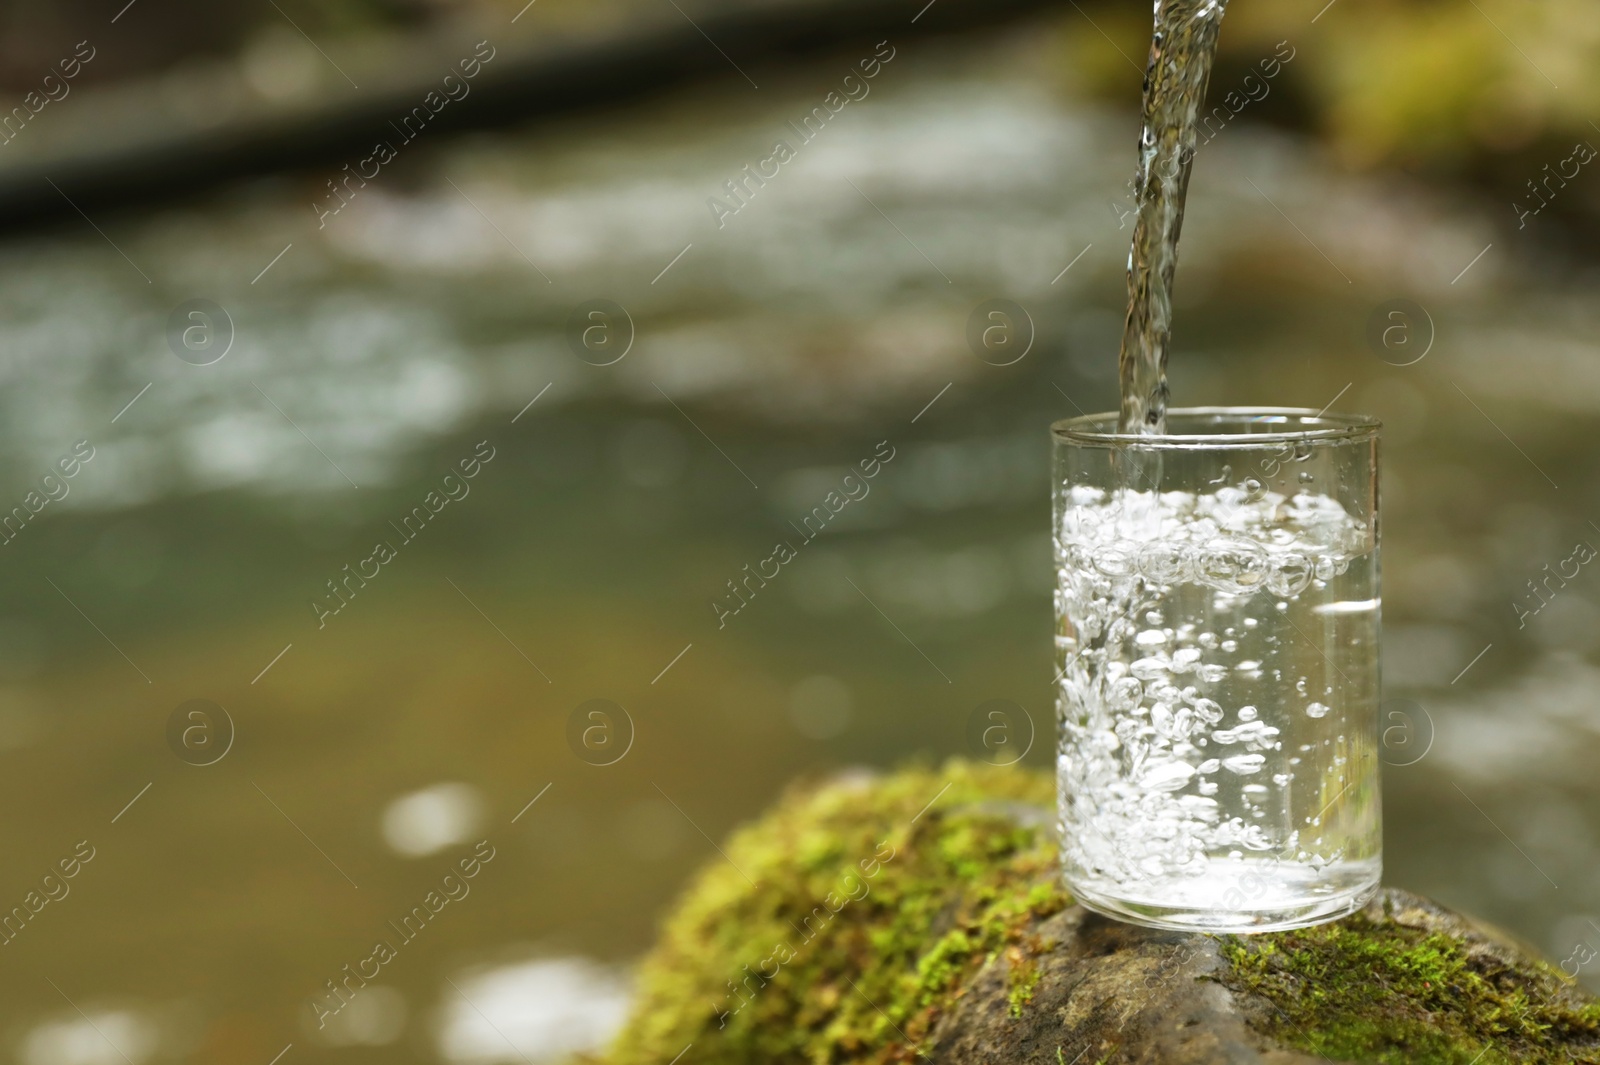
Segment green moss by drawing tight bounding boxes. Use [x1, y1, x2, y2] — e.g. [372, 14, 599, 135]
[913, 928, 976, 1008]
[1006, 949, 1042, 1017]
[606, 761, 1065, 1065]
[1217, 916, 1600, 1064]
[607, 761, 1597, 1064]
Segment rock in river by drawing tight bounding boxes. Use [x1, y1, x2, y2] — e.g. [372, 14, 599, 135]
[599, 762, 1600, 1064]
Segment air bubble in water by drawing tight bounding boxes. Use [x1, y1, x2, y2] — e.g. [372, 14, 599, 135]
[1131, 657, 1168, 681]
[1064, 543, 1094, 572]
[1138, 541, 1193, 584]
[1108, 677, 1144, 711]
[1298, 471, 1314, 483]
[1200, 537, 1268, 594]
[1222, 753, 1266, 775]
[1238, 705, 1259, 721]
[1306, 702, 1331, 718]
[1094, 544, 1136, 577]
[1212, 720, 1280, 749]
[1267, 553, 1315, 596]
[1151, 702, 1173, 734]
[1139, 760, 1195, 791]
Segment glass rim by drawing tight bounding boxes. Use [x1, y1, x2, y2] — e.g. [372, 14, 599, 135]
[1051, 407, 1380, 448]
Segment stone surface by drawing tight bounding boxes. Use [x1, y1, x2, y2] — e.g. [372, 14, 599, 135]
[930, 887, 1598, 1064]
[601, 762, 1600, 1065]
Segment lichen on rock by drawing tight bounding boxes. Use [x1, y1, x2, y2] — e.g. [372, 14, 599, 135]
[603, 761, 1600, 1064]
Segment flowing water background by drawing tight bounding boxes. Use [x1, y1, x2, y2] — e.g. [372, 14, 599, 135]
[1117, 0, 1230, 437]
[2, 15, 1600, 1064]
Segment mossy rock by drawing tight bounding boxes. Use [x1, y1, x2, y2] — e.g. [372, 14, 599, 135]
[604, 761, 1600, 1065]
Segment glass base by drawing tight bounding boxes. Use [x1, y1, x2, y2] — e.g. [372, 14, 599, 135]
[1066, 858, 1382, 934]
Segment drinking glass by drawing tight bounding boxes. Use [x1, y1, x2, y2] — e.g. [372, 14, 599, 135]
[1053, 408, 1381, 931]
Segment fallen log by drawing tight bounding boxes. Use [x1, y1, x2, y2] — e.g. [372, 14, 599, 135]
[0, 0, 1058, 233]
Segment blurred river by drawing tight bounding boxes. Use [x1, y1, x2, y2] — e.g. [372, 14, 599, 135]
[2, 19, 1599, 1065]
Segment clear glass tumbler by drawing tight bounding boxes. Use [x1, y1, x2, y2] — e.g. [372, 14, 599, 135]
[1053, 408, 1381, 932]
